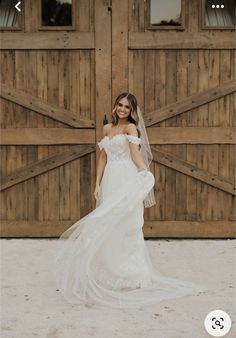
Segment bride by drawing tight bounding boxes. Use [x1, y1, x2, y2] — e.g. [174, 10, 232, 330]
[54, 92, 207, 308]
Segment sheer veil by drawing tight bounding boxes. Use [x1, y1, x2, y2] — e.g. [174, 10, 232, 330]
[137, 106, 156, 208]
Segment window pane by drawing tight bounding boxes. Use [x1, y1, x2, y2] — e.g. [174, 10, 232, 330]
[0, 0, 20, 28]
[205, 0, 235, 27]
[42, 0, 72, 26]
[150, 0, 182, 26]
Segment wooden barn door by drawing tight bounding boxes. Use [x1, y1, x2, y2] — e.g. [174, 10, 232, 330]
[0, 0, 112, 237]
[1, 0, 235, 238]
[111, 0, 236, 238]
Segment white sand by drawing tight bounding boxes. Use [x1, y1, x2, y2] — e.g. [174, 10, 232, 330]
[1, 238, 235, 338]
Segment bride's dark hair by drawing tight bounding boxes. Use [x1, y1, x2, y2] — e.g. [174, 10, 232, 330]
[111, 92, 141, 137]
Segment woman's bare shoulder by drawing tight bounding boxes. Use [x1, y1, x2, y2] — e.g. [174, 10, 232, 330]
[126, 123, 138, 136]
[103, 123, 112, 136]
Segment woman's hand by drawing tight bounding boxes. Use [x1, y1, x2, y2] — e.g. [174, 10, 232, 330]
[138, 166, 148, 172]
[93, 185, 100, 200]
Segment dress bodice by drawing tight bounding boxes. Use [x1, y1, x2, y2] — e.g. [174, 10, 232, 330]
[98, 134, 141, 162]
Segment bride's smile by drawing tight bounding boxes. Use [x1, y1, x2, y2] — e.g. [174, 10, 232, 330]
[116, 98, 131, 120]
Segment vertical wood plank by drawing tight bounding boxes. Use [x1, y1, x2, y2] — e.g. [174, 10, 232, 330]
[79, 50, 91, 119]
[25, 50, 38, 221]
[90, 50, 96, 121]
[94, 0, 112, 222]
[4, 51, 17, 221]
[15, 51, 27, 220]
[57, 51, 70, 221]
[218, 50, 232, 220]
[80, 154, 92, 217]
[69, 50, 80, 220]
[164, 50, 177, 220]
[37, 50, 49, 221]
[155, 50, 166, 126]
[77, 0, 91, 31]
[95, 0, 112, 141]
[130, 0, 139, 32]
[229, 50, 236, 220]
[0, 146, 7, 220]
[47, 51, 60, 221]
[208, 49, 220, 221]
[70, 159, 80, 220]
[186, 50, 198, 221]
[154, 51, 166, 220]
[197, 50, 209, 220]
[176, 50, 187, 220]
[112, 0, 129, 102]
[128, 51, 134, 93]
[187, 0, 199, 33]
[144, 50, 155, 220]
[133, 50, 145, 110]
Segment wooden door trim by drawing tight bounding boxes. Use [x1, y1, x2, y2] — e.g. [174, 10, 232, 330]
[95, 0, 112, 142]
[0, 145, 95, 191]
[152, 148, 236, 196]
[147, 127, 236, 144]
[143, 221, 236, 238]
[0, 128, 95, 145]
[0, 32, 94, 49]
[144, 80, 236, 127]
[1, 127, 234, 145]
[1, 220, 235, 238]
[111, 0, 129, 101]
[0, 84, 95, 128]
[129, 31, 236, 49]
[1, 145, 234, 195]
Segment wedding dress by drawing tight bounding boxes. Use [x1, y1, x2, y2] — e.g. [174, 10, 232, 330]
[54, 134, 207, 308]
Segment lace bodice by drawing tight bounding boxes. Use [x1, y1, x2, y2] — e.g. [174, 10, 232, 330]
[98, 134, 141, 162]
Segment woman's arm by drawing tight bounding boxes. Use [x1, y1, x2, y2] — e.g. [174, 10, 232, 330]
[94, 125, 108, 200]
[95, 149, 107, 187]
[127, 124, 147, 171]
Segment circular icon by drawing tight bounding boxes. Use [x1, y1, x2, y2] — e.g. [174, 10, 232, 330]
[204, 310, 231, 337]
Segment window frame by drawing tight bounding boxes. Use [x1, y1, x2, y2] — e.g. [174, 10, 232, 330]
[200, 0, 236, 30]
[39, 0, 76, 31]
[146, 0, 185, 31]
[0, 0, 24, 31]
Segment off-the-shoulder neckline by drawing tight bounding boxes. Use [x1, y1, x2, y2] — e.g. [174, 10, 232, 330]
[103, 134, 140, 141]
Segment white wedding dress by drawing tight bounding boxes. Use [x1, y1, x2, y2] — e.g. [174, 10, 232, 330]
[54, 134, 207, 308]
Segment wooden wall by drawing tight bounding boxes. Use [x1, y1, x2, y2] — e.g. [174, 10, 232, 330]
[125, 0, 236, 237]
[0, 0, 98, 237]
[0, 0, 235, 237]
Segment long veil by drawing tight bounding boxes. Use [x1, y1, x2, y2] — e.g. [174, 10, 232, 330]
[137, 106, 156, 208]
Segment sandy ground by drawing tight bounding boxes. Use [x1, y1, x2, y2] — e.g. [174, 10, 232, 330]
[0, 238, 235, 338]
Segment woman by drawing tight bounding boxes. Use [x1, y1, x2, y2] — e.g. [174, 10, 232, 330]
[54, 93, 207, 308]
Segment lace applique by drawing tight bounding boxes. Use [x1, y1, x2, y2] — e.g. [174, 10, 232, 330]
[97, 134, 141, 162]
[97, 140, 104, 150]
[92, 265, 150, 290]
[98, 137, 109, 150]
[126, 134, 141, 145]
[98, 142, 102, 150]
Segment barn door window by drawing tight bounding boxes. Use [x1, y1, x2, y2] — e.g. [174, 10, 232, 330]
[0, 0, 22, 30]
[41, 0, 74, 29]
[202, 0, 236, 29]
[146, 0, 185, 30]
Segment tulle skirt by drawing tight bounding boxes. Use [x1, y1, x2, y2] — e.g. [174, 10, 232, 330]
[53, 160, 207, 308]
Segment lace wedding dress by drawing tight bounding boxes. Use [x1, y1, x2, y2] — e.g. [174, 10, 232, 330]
[54, 134, 207, 308]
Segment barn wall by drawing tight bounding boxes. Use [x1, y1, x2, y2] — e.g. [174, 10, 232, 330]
[125, 0, 236, 235]
[0, 0, 235, 237]
[0, 0, 97, 237]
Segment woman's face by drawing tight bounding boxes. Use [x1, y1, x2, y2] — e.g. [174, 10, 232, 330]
[116, 97, 131, 120]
